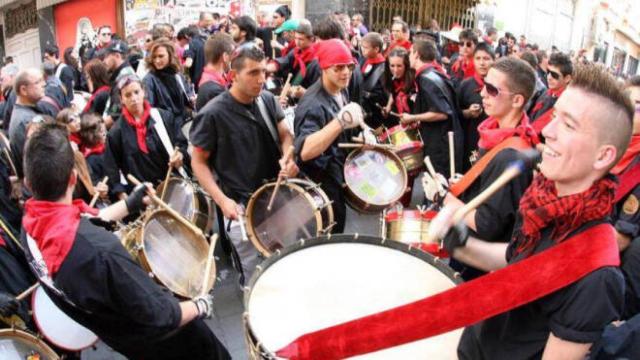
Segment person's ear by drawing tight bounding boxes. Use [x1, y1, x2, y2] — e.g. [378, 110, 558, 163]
[593, 144, 617, 172]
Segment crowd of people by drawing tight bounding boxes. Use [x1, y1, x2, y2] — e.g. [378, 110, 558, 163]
[0, 5, 639, 359]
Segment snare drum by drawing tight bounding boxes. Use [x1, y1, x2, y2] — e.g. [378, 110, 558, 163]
[157, 177, 214, 234]
[0, 328, 60, 360]
[378, 124, 425, 174]
[246, 178, 334, 256]
[120, 209, 216, 298]
[382, 208, 448, 257]
[243, 234, 462, 359]
[32, 286, 98, 352]
[344, 147, 408, 213]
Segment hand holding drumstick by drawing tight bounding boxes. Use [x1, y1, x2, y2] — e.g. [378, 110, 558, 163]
[268, 146, 296, 211]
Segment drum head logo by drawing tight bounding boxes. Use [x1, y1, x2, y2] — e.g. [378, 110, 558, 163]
[623, 194, 639, 215]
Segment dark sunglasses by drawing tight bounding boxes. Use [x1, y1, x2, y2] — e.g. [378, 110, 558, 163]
[332, 63, 356, 72]
[484, 81, 514, 97]
[547, 70, 562, 80]
[460, 41, 474, 48]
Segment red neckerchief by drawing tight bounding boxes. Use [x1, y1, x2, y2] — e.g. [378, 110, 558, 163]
[282, 40, 296, 56]
[82, 86, 110, 114]
[531, 86, 565, 114]
[515, 174, 616, 256]
[361, 53, 385, 73]
[477, 112, 539, 150]
[611, 134, 640, 175]
[293, 46, 316, 77]
[472, 71, 485, 92]
[23, 199, 99, 276]
[392, 78, 411, 114]
[384, 39, 412, 56]
[451, 56, 475, 79]
[69, 132, 82, 146]
[0, 228, 6, 247]
[198, 66, 228, 88]
[415, 61, 448, 79]
[121, 101, 152, 154]
[81, 142, 105, 158]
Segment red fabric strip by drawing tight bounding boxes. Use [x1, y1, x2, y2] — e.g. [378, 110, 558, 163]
[361, 54, 385, 73]
[477, 112, 539, 151]
[121, 101, 152, 154]
[614, 160, 640, 203]
[82, 86, 110, 114]
[611, 135, 640, 175]
[275, 223, 619, 360]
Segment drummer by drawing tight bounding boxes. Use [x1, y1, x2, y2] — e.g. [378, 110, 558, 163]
[426, 57, 539, 280]
[190, 44, 298, 284]
[20, 122, 230, 359]
[294, 39, 368, 233]
[381, 48, 415, 128]
[102, 75, 188, 201]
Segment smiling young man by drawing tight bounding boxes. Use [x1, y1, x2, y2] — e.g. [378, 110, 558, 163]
[528, 52, 573, 135]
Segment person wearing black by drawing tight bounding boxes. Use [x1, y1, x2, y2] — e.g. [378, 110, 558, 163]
[190, 45, 297, 283]
[457, 43, 495, 171]
[230, 15, 258, 47]
[295, 39, 368, 234]
[358, 32, 387, 131]
[449, 28, 477, 89]
[81, 59, 111, 116]
[40, 62, 69, 115]
[259, 4, 290, 59]
[103, 40, 135, 128]
[196, 33, 234, 110]
[103, 75, 187, 200]
[78, 113, 108, 185]
[84, 25, 112, 62]
[63, 47, 85, 92]
[406, 39, 463, 177]
[43, 45, 75, 104]
[184, 15, 210, 91]
[528, 52, 573, 135]
[20, 122, 230, 359]
[381, 47, 414, 128]
[143, 38, 193, 135]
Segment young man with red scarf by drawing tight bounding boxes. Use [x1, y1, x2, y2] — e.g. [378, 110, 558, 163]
[359, 32, 388, 130]
[528, 52, 573, 135]
[426, 57, 539, 280]
[196, 33, 234, 111]
[384, 21, 412, 57]
[449, 28, 477, 89]
[20, 122, 230, 359]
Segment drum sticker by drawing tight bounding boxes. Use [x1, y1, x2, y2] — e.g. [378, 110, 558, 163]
[385, 161, 400, 175]
[359, 183, 378, 199]
[354, 155, 372, 169]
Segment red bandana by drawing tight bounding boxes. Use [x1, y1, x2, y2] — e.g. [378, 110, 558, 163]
[23, 199, 99, 276]
[81, 142, 105, 158]
[515, 174, 617, 256]
[451, 56, 475, 79]
[611, 134, 640, 175]
[293, 46, 316, 77]
[415, 61, 448, 79]
[121, 101, 152, 154]
[477, 113, 539, 150]
[392, 78, 411, 114]
[316, 39, 354, 70]
[198, 67, 228, 88]
[361, 53, 385, 73]
[69, 132, 82, 146]
[82, 86, 110, 114]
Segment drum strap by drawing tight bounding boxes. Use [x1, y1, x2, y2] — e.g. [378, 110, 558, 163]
[149, 108, 188, 178]
[275, 223, 619, 360]
[449, 137, 530, 197]
[614, 160, 640, 203]
[256, 94, 281, 153]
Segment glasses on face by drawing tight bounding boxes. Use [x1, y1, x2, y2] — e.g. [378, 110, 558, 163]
[484, 81, 514, 97]
[547, 70, 562, 80]
[332, 63, 356, 72]
[460, 41, 474, 48]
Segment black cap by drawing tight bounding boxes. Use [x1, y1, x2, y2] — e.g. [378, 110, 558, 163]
[105, 40, 128, 55]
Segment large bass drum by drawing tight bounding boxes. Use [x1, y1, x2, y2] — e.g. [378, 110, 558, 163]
[0, 328, 60, 360]
[119, 209, 216, 298]
[245, 178, 334, 256]
[243, 234, 463, 359]
[157, 177, 214, 234]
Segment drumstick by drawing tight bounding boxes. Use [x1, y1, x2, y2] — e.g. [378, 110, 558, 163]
[2, 147, 17, 177]
[267, 145, 295, 211]
[271, 31, 277, 59]
[338, 143, 395, 150]
[16, 283, 39, 301]
[200, 233, 218, 297]
[375, 103, 400, 118]
[423, 156, 445, 194]
[161, 148, 179, 200]
[126, 174, 204, 236]
[89, 176, 108, 208]
[448, 131, 455, 180]
[279, 73, 294, 103]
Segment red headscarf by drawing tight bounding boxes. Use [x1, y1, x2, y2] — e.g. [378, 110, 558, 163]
[611, 134, 640, 175]
[121, 101, 152, 154]
[477, 112, 539, 150]
[23, 199, 99, 276]
[316, 39, 355, 70]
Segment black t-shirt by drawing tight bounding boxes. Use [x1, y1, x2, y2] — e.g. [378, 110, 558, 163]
[189, 90, 283, 204]
[196, 80, 225, 111]
[184, 34, 206, 92]
[456, 76, 487, 171]
[458, 219, 625, 360]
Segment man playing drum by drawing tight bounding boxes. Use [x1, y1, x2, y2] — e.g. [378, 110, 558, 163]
[190, 45, 298, 284]
[20, 122, 230, 359]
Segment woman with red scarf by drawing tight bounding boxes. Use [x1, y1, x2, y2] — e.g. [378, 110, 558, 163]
[81, 59, 111, 117]
[382, 48, 415, 128]
[103, 75, 188, 201]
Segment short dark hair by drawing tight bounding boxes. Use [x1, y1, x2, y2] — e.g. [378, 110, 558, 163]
[520, 51, 538, 68]
[491, 57, 536, 103]
[24, 122, 74, 201]
[79, 113, 104, 148]
[459, 28, 478, 44]
[43, 62, 56, 77]
[231, 45, 265, 71]
[505, 32, 516, 41]
[392, 21, 409, 33]
[233, 16, 257, 41]
[44, 45, 60, 58]
[535, 50, 548, 64]
[474, 42, 495, 59]
[362, 32, 383, 52]
[548, 52, 573, 77]
[412, 39, 438, 62]
[313, 16, 345, 40]
[205, 32, 234, 64]
[177, 27, 194, 41]
[487, 27, 497, 36]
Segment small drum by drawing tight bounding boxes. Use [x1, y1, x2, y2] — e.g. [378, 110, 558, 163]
[344, 147, 408, 213]
[246, 178, 334, 256]
[157, 177, 214, 234]
[378, 123, 425, 174]
[0, 328, 60, 360]
[243, 234, 462, 359]
[120, 209, 216, 298]
[382, 208, 448, 257]
[32, 286, 98, 352]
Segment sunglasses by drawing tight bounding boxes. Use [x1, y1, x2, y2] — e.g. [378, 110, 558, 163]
[460, 41, 474, 48]
[547, 70, 562, 80]
[332, 63, 356, 72]
[484, 81, 514, 97]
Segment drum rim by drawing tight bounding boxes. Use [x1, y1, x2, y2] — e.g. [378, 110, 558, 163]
[158, 177, 213, 233]
[242, 234, 462, 356]
[246, 179, 323, 257]
[0, 327, 60, 359]
[137, 209, 215, 298]
[343, 147, 409, 209]
[287, 178, 335, 231]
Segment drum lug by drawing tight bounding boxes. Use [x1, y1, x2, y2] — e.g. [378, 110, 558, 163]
[354, 233, 359, 240]
[298, 238, 306, 247]
[148, 272, 155, 279]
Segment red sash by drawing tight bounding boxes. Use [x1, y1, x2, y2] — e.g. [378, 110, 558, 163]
[614, 160, 640, 203]
[276, 223, 619, 360]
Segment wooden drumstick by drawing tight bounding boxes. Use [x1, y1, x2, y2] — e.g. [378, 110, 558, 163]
[338, 143, 395, 150]
[375, 103, 400, 118]
[161, 148, 180, 200]
[2, 147, 17, 177]
[89, 176, 108, 208]
[199, 233, 218, 297]
[423, 156, 445, 194]
[16, 283, 39, 301]
[126, 174, 204, 236]
[279, 73, 294, 103]
[271, 31, 277, 59]
[267, 145, 295, 211]
[448, 131, 455, 180]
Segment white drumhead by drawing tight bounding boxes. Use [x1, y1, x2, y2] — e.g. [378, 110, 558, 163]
[32, 287, 98, 351]
[247, 242, 462, 358]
